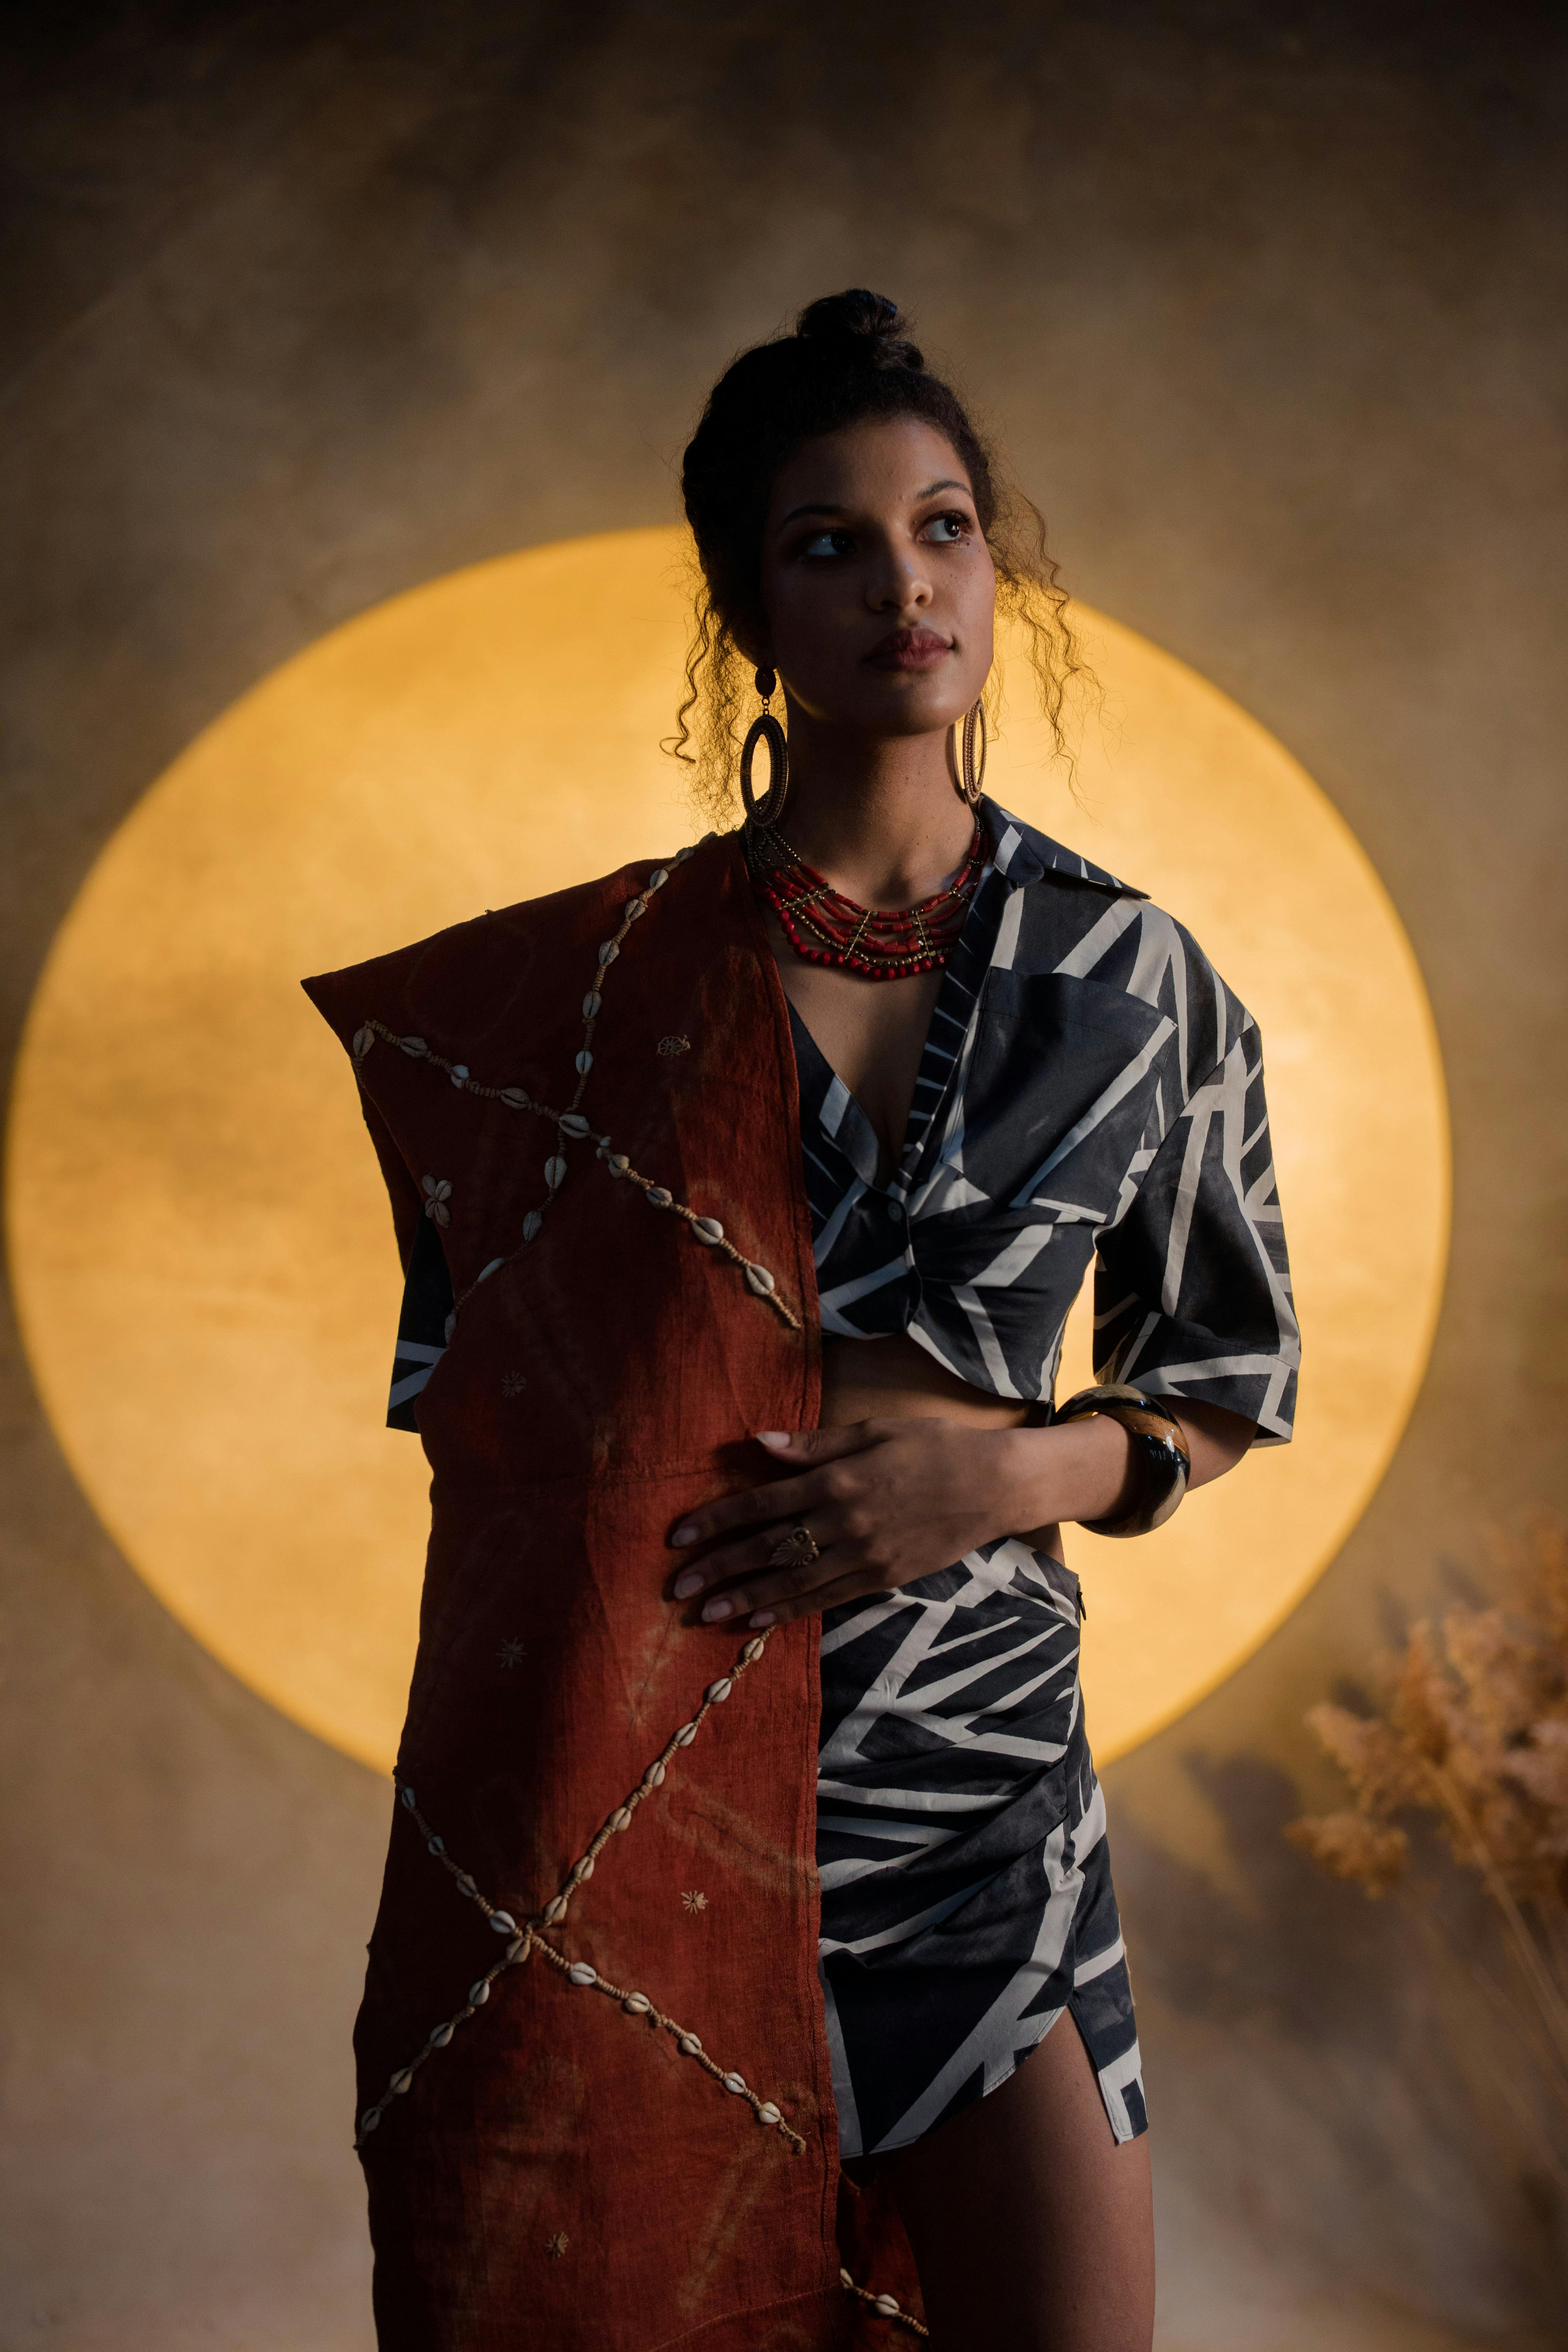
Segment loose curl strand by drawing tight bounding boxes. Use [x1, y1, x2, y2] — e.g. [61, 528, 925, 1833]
[667, 290, 1089, 822]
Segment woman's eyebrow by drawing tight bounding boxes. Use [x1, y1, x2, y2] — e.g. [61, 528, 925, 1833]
[778, 479, 971, 530]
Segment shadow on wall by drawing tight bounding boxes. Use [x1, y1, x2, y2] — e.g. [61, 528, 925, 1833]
[1119, 1751, 1567, 2347]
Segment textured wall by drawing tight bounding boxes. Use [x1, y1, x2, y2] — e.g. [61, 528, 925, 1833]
[3, 4, 1566, 2345]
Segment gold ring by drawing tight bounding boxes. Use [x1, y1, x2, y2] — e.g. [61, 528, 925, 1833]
[766, 1521, 821, 1571]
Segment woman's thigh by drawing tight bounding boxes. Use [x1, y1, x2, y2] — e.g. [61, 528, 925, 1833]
[866, 2016, 1154, 2352]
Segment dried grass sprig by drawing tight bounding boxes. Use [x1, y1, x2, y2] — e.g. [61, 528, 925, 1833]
[1287, 1520, 1568, 2104]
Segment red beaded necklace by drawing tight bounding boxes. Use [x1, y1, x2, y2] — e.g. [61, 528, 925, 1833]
[744, 819, 986, 980]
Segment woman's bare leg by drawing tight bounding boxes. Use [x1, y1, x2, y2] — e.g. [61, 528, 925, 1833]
[867, 2017, 1154, 2352]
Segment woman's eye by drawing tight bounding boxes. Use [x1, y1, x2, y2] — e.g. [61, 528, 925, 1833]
[923, 512, 970, 544]
[800, 528, 854, 559]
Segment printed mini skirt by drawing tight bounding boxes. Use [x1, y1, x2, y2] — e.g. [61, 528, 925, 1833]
[816, 1535, 1147, 2158]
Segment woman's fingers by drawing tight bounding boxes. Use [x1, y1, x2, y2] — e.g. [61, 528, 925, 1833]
[671, 1512, 841, 1613]
[691, 1529, 853, 1625]
[752, 1426, 884, 1464]
[667, 1424, 886, 1550]
[668, 1485, 834, 1584]
[742, 1570, 874, 1630]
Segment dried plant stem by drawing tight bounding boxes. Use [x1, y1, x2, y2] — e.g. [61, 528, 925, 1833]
[1292, 1524, 1568, 2188]
[1401, 1896, 1568, 2186]
[1540, 1899, 1568, 1988]
[1430, 1765, 1568, 2077]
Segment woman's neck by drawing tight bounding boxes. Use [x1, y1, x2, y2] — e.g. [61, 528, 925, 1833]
[770, 708, 978, 910]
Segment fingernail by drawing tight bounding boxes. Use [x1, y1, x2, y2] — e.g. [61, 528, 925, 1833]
[671, 1524, 699, 1546]
[755, 1432, 790, 1449]
[701, 1596, 734, 1622]
[749, 1610, 777, 1629]
[673, 1570, 704, 1600]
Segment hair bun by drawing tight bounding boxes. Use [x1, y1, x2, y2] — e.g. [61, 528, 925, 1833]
[795, 289, 924, 371]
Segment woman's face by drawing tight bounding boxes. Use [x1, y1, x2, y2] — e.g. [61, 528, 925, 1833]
[756, 416, 996, 739]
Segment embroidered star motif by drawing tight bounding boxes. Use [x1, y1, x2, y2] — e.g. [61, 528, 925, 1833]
[501, 1371, 526, 1397]
[681, 1889, 708, 1914]
[498, 1638, 526, 1670]
[657, 1034, 691, 1057]
[545, 2231, 568, 2259]
[421, 1175, 452, 1226]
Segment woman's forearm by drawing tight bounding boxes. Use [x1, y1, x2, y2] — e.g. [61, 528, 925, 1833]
[1001, 1400, 1256, 1544]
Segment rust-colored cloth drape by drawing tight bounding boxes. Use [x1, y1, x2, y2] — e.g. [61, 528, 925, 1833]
[305, 837, 924, 2348]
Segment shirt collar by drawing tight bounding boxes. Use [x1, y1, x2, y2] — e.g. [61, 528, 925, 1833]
[979, 797, 1146, 900]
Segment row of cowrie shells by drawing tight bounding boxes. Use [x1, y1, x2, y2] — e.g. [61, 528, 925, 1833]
[355, 1784, 536, 2143]
[351, 857, 686, 1093]
[352, 841, 796, 1335]
[839, 2269, 931, 2337]
[531, 1936, 803, 2150]
[597, 1145, 798, 1329]
[531, 1639, 768, 1933]
[393, 1780, 514, 1926]
[355, 1633, 772, 2150]
[567, 852, 683, 1093]
[355, 853, 689, 1329]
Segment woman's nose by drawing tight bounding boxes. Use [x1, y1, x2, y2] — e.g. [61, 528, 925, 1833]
[866, 549, 933, 612]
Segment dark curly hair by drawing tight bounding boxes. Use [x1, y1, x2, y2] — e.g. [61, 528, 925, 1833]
[671, 289, 1085, 818]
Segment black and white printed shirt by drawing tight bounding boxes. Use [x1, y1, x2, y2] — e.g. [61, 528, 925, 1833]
[790, 800, 1298, 1441]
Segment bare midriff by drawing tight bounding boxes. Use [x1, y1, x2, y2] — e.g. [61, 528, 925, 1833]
[820, 1329, 1027, 1430]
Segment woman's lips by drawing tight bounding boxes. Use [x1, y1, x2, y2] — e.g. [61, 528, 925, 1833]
[864, 627, 953, 672]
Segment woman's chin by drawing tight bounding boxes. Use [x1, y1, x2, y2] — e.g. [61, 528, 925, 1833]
[806, 679, 978, 741]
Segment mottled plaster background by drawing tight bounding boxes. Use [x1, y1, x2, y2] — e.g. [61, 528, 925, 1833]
[3, 4, 1566, 2346]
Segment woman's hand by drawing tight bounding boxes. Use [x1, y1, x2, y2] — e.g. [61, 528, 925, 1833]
[667, 1399, 1252, 1630]
[666, 1418, 1104, 1630]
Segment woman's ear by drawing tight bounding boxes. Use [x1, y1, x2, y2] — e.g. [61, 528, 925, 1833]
[732, 624, 773, 671]
[728, 587, 775, 674]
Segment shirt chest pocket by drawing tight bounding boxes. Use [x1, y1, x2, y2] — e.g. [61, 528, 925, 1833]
[963, 971, 1176, 1203]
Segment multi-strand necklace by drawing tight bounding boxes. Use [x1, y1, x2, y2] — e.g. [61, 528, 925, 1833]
[744, 819, 985, 980]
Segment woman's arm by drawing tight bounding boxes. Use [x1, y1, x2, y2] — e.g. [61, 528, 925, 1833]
[667, 1400, 1257, 1631]
[1010, 1396, 1253, 1543]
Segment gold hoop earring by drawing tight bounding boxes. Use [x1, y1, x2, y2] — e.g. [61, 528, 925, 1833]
[740, 667, 789, 829]
[953, 700, 987, 807]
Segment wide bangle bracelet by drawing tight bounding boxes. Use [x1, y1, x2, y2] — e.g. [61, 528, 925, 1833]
[1052, 1383, 1190, 1538]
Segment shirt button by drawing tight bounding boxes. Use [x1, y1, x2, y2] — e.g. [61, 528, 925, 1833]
[886, 1198, 904, 1221]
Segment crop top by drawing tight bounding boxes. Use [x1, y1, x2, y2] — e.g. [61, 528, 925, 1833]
[787, 803, 1297, 1439]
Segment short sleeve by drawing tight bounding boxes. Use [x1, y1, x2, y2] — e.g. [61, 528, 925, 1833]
[338, 1035, 451, 1420]
[302, 957, 457, 1433]
[348, 1060, 454, 1432]
[1091, 1019, 1298, 1443]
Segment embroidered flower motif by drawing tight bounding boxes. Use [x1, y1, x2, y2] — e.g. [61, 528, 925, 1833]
[500, 1371, 526, 1398]
[498, 1638, 526, 1670]
[657, 1035, 691, 1057]
[421, 1176, 452, 1226]
[681, 1889, 708, 1914]
[545, 2232, 569, 2259]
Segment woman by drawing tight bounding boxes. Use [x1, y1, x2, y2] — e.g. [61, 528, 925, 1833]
[306, 292, 1297, 2352]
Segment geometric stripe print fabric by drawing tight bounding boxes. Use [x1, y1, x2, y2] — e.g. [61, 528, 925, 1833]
[1059, 888, 1300, 1444]
[792, 797, 1299, 1443]
[815, 1539, 1147, 2161]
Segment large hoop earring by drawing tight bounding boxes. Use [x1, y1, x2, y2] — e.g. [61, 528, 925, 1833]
[953, 700, 987, 807]
[740, 667, 789, 829]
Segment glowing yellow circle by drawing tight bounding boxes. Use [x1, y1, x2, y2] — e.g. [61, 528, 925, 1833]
[4, 528, 1448, 1772]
